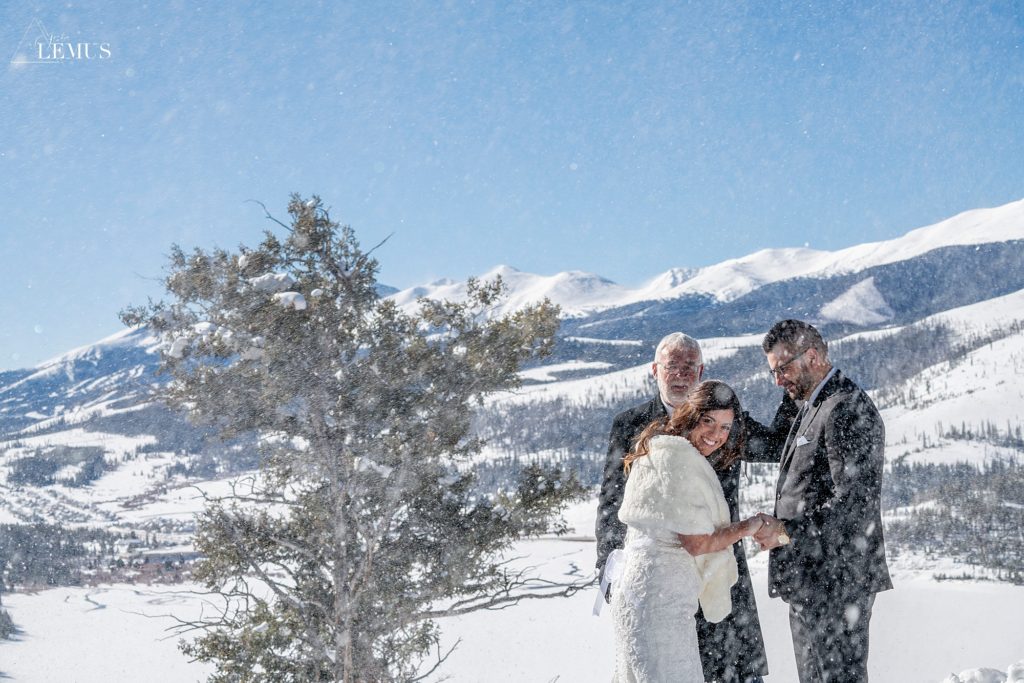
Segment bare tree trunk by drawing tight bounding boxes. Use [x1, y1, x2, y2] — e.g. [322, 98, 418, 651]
[330, 448, 353, 683]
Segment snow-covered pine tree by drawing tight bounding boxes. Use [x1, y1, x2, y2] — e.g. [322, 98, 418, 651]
[121, 195, 587, 682]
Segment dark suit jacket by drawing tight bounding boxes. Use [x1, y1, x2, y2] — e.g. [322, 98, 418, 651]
[596, 396, 769, 679]
[767, 370, 893, 603]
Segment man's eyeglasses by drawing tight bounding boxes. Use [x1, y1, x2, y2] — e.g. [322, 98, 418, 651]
[658, 362, 700, 377]
[768, 348, 809, 379]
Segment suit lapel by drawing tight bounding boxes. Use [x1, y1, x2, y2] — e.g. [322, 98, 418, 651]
[775, 404, 806, 492]
[775, 372, 843, 490]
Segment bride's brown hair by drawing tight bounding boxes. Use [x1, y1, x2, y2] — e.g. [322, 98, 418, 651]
[624, 380, 746, 473]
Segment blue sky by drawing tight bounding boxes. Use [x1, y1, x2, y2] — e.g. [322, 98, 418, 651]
[2, 1, 1022, 371]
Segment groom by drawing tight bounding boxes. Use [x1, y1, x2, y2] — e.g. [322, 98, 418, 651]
[753, 320, 892, 683]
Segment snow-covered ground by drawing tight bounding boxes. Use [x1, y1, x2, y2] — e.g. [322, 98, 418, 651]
[0, 585, 215, 682]
[2, 500, 1020, 683]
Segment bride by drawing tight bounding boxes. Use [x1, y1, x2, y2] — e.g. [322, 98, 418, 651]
[611, 380, 766, 682]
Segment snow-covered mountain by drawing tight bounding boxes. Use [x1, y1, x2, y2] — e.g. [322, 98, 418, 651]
[0, 327, 160, 436]
[648, 197, 1024, 303]
[388, 198, 1024, 314]
[386, 265, 631, 316]
[2, 198, 1023, 533]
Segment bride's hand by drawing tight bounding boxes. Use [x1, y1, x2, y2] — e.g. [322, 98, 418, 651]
[741, 515, 766, 536]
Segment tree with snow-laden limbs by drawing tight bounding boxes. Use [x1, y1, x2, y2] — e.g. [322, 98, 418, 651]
[121, 195, 588, 682]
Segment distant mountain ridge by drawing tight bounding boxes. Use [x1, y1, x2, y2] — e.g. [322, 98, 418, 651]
[386, 265, 629, 317]
[386, 198, 1024, 314]
[555, 239, 1024, 346]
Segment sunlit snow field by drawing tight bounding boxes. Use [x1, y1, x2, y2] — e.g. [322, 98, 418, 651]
[2, 500, 1021, 683]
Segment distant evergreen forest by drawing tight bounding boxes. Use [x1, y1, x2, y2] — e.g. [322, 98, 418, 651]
[884, 459, 1024, 584]
[7, 445, 110, 488]
[0, 523, 123, 589]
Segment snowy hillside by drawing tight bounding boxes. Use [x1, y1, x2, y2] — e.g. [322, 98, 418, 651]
[0, 326, 160, 434]
[868, 289, 1024, 466]
[4, 285, 1023, 530]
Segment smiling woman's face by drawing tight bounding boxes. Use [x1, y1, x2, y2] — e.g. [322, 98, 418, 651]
[687, 408, 734, 457]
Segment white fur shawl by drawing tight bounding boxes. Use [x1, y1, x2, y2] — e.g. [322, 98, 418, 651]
[617, 434, 739, 622]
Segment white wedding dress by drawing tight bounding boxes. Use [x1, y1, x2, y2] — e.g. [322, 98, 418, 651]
[611, 527, 704, 682]
[610, 435, 738, 683]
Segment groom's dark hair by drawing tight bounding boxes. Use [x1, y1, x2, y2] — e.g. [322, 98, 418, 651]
[762, 319, 827, 355]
